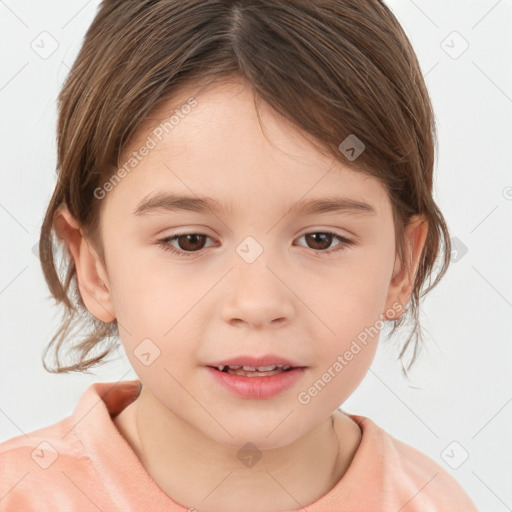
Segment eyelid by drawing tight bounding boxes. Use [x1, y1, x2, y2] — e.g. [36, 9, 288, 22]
[156, 228, 356, 258]
[297, 225, 356, 238]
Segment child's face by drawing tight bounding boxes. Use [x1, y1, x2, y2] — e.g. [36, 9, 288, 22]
[81, 78, 417, 448]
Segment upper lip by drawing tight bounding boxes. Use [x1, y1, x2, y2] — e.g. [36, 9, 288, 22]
[207, 355, 305, 368]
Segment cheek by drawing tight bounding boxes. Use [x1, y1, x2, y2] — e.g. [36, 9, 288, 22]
[301, 274, 387, 412]
[315, 247, 394, 335]
[106, 247, 209, 361]
[303, 243, 394, 395]
[106, 243, 188, 317]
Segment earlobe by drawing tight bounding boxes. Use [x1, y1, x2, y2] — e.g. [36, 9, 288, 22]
[54, 204, 116, 323]
[384, 215, 429, 320]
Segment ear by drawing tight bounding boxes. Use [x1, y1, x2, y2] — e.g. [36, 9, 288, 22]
[383, 214, 428, 320]
[53, 204, 116, 323]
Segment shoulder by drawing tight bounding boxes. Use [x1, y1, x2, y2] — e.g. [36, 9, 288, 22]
[0, 414, 85, 469]
[0, 378, 139, 512]
[0, 416, 103, 512]
[0, 380, 145, 512]
[347, 414, 480, 511]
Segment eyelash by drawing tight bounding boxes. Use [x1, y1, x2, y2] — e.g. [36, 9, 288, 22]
[156, 231, 354, 257]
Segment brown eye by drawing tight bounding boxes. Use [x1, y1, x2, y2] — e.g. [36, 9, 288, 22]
[304, 232, 334, 250]
[157, 233, 214, 256]
[158, 231, 353, 258]
[175, 234, 208, 251]
[296, 232, 354, 255]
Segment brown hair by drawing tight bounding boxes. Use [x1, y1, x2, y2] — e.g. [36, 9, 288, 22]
[39, 0, 451, 376]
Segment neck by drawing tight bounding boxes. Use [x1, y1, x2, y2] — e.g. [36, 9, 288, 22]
[117, 386, 361, 512]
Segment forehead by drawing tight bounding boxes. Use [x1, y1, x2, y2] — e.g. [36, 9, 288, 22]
[100, 77, 391, 219]
[127, 77, 328, 169]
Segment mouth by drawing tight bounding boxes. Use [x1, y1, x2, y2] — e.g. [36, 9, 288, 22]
[205, 360, 307, 399]
[206, 355, 306, 378]
[210, 364, 296, 377]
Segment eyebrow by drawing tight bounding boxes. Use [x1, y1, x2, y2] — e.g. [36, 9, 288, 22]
[132, 191, 377, 217]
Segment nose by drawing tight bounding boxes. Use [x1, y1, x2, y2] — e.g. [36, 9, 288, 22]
[220, 246, 295, 329]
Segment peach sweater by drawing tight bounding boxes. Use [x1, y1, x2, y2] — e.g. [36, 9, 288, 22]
[0, 380, 479, 511]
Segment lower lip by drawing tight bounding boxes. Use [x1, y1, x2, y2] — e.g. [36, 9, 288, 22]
[206, 367, 306, 399]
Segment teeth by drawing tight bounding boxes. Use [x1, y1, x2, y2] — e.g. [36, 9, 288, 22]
[241, 365, 287, 372]
[215, 364, 294, 374]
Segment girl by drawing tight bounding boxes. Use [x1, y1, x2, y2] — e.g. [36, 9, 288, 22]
[1, 1, 479, 510]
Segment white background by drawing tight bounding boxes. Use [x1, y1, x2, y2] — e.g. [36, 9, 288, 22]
[1, 1, 511, 510]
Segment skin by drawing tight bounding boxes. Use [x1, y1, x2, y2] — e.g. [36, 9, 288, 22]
[55, 77, 428, 512]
